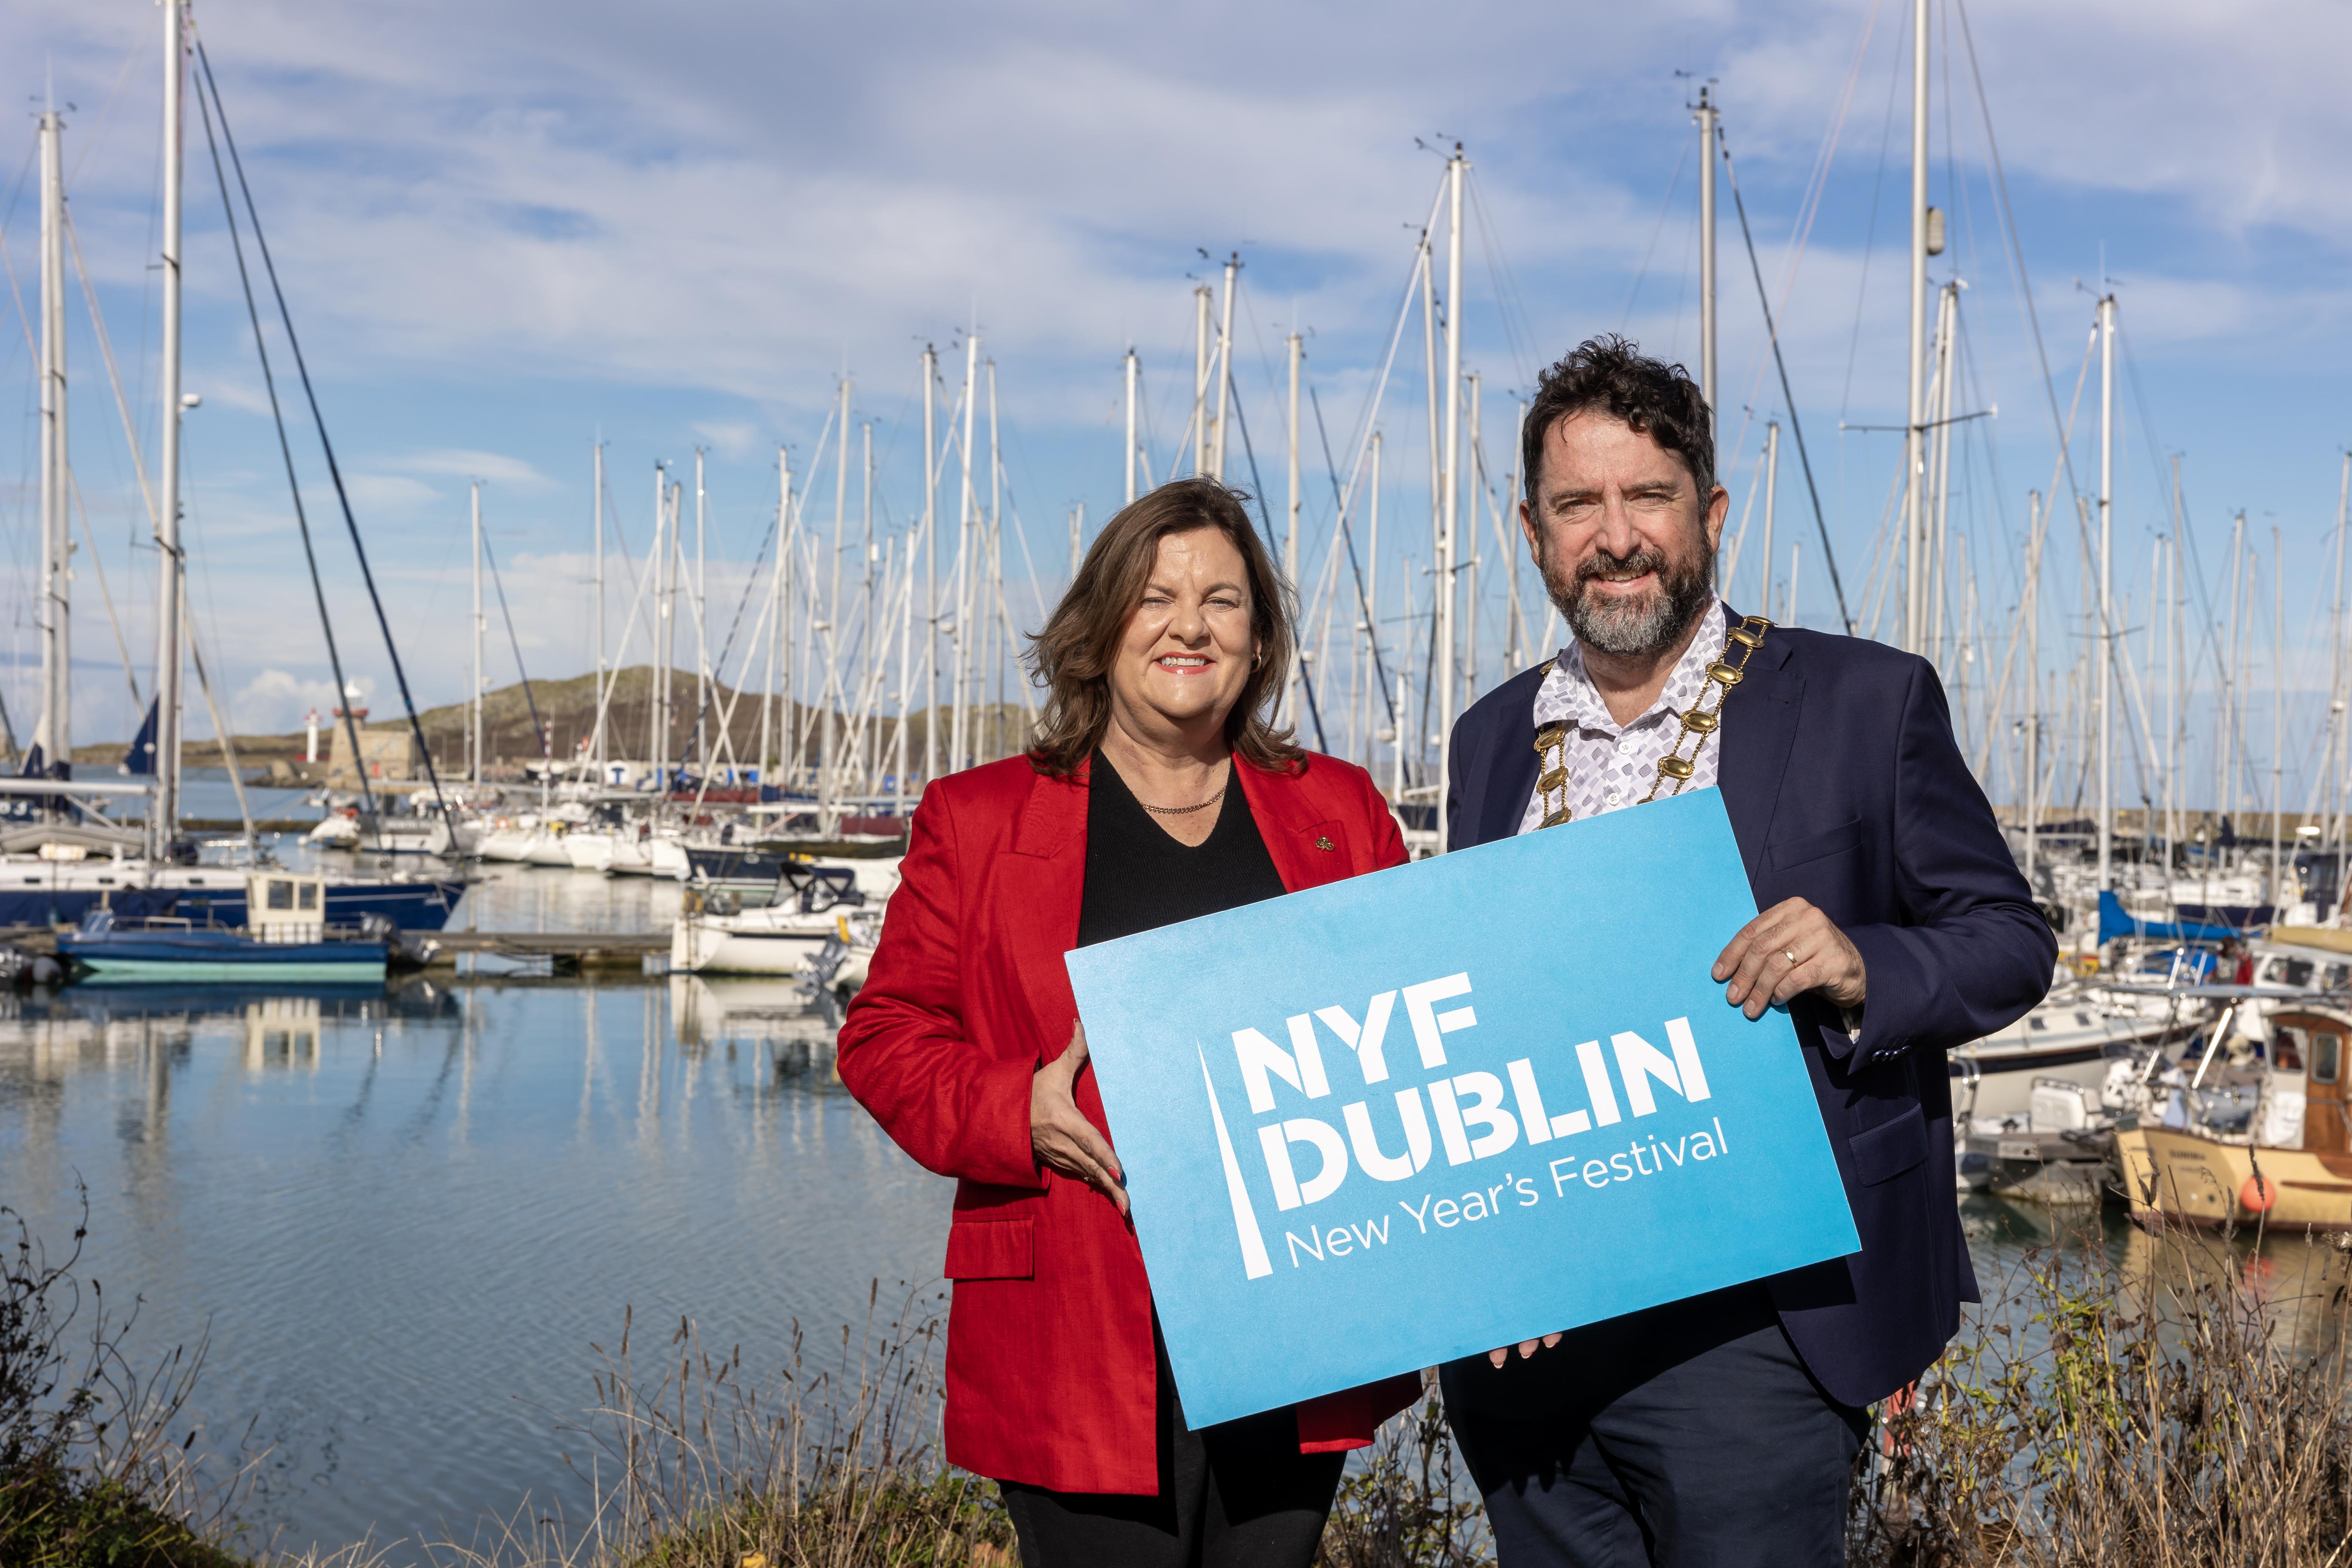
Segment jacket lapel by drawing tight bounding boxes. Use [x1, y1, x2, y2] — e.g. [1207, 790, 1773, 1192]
[1479, 686, 1544, 848]
[1235, 763, 1351, 892]
[1003, 762, 1090, 1048]
[1718, 620, 1801, 888]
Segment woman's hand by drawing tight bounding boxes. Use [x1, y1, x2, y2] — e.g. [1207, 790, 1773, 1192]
[1487, 1333, 1563, 1369]
[1032, 1022, 1128, 1214]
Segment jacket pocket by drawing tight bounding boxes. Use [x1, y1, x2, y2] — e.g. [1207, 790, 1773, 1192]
[1768, 817, 1863, 873]
[943, 1216, 1035, 1280]
[1850, 1105, 1929, 1186]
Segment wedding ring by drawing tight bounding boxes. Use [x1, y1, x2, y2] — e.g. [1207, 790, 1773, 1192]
[1784, 949, 1799, 967]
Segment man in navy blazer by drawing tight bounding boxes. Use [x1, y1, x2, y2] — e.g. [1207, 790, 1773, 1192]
[1439, 338, 2055, 1566]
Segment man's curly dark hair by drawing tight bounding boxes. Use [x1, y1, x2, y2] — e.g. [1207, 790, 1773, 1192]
[1519, 336, 1715, 503]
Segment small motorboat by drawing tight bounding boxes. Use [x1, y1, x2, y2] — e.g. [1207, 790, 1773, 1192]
[58, 870, 387, 985]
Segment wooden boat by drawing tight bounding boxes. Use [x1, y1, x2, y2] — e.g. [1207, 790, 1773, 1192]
[2115, 1002, 2352, 1230]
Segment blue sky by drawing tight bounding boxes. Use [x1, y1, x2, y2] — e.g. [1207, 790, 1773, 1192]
[2, 0, 2348, 812]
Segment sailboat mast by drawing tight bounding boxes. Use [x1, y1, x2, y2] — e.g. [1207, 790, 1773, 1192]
[1760, 422, 1779, 618]
[2332, 452, 2350, 849]
[2274, 528, 2286, 908]
[38, 105, 71, 781]
[922, 344, 937, 790]
[695, 449, 708, 770]
[1124, 348, 1139, 505]
[1903, 0, 1929, 655]
[153, 3, 185, 842]
[1285, 330, 1302, 724]
[952, 336, 977, 773]
[470, 480, 484, 786]
[1210, 256, 1238, 481]
[2023, 491, 2041, 886]
[2096, 294, 2115, 894]
[1191, 288, 1211, 477]
[591, 442, 605, 777]
[1696, 86, 1717, 416]
[1436, 148, 1465, 842]
[651, 464, 668, 790]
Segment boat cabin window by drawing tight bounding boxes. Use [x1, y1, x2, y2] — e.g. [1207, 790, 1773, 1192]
[266, 880, 294, 911]
[2316, 1033, 2343, 1086]
[2028, 1016, 2047, 1031]
[2073, 1012, 2091, 1028]
[2331, 963, 2352, 991]
[2275, 1027, 2306, 1072]
[2284, 958, 2318, 987]
[298, 882, 318, 911]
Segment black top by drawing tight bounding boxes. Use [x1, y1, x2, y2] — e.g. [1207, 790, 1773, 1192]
[1075, 752, 1288, 948]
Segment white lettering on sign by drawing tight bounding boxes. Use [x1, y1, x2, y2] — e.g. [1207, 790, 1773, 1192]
[1314, 992, 1399, 1083]
[1233, 1022, 1332, 1114]
[1208, 976, 1730, 1280]
[1400, 973, 1476, 1069]
[1257, 1117, 1348, 1210]
[1342, 1088, 1433, 1180]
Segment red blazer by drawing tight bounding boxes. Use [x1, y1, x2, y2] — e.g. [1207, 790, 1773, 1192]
[837, 750, 1423, 1494]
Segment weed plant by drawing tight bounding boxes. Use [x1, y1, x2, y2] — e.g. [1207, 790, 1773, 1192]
[0, 1191, 246, 1568]
[1851, 1216, 2352, 1566]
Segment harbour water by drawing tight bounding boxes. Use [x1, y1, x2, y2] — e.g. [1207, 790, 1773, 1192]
[0, 858, 2334, 1562]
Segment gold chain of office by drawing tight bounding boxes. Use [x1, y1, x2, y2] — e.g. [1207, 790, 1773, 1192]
[1532, 614, 1773, 830]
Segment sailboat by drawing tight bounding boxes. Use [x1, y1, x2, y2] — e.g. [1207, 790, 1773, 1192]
[3, 6, 466, 931]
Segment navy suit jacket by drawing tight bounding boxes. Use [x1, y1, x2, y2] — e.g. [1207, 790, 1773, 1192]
[1443, 621, 2056, 1407]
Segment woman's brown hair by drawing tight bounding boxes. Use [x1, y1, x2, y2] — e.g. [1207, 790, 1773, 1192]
[1023, 477, 1304, 778]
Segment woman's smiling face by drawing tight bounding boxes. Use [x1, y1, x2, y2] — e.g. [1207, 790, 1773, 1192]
[1108, 527, 1259, 740]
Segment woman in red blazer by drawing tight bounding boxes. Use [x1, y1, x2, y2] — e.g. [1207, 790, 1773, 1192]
[838, 478, 1419, 1567]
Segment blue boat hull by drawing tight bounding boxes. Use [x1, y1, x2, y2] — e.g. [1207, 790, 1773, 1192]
[0, 879, 465, 931]
[58, 930, 388, 984]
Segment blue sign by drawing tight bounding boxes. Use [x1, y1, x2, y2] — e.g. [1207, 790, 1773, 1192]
[1066, 787, 1859, 1428]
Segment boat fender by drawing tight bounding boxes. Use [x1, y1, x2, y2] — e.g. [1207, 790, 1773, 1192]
[2240, 1173, 2277, 1215]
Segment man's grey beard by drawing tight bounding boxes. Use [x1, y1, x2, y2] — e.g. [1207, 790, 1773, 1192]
[1542, 538, 1715, 657]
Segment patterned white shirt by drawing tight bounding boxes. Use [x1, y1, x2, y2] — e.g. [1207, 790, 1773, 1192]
[1516, 599, 1730, 834]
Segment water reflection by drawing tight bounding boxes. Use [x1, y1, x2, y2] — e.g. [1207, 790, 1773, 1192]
[0, 972, 947, 1563]
[1959, 1192, 2352, 1366]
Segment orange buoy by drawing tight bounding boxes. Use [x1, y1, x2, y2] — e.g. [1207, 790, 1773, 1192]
[2241, 1173, 2277, 1214]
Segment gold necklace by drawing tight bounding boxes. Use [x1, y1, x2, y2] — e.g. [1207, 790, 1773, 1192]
[1532, 614, 1772, 829]
[1142, 785, 1228, 816]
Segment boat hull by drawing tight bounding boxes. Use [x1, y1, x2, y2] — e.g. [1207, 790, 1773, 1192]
[58, 932, 387, 985]
[670, 914, 837, 974]
[2115, 1123, 2352, 1230]
[0, 879, 466, 932]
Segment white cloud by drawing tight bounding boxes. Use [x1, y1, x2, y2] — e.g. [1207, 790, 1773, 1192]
[396, 449, 560, 490]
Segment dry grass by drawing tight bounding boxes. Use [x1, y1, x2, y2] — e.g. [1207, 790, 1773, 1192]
[1, 1189, 254, 1568]
[1852, 1215, 2352, 1566]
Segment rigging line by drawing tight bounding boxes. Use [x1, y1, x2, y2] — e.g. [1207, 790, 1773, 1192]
[1464, 172, 1537, 390]
[63, 470, 141, 713]
[677, 502, 781, 809]
[1226, 361, 1329, 753]
[65, 21, 149, 186]
[1619, 132, 1691, 331]
[1841, 0, 1910, 420]
[63, 209, 157, 530]
[194, 34, 459, 846]
[1773, 0, 1885, 310]
[1329, 175, 1451, 512]
[1308, 380, 1397, 729]
[1952, 0, 2082, 512]
[477, 528, 544, 758]
[189, 44, 385, 845]
[1718, 126, 1854, 634]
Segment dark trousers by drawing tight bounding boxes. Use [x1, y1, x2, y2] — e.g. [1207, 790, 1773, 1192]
[1439, 1284, 1867, 1568]
[1001, 1334, 1343, 1568]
